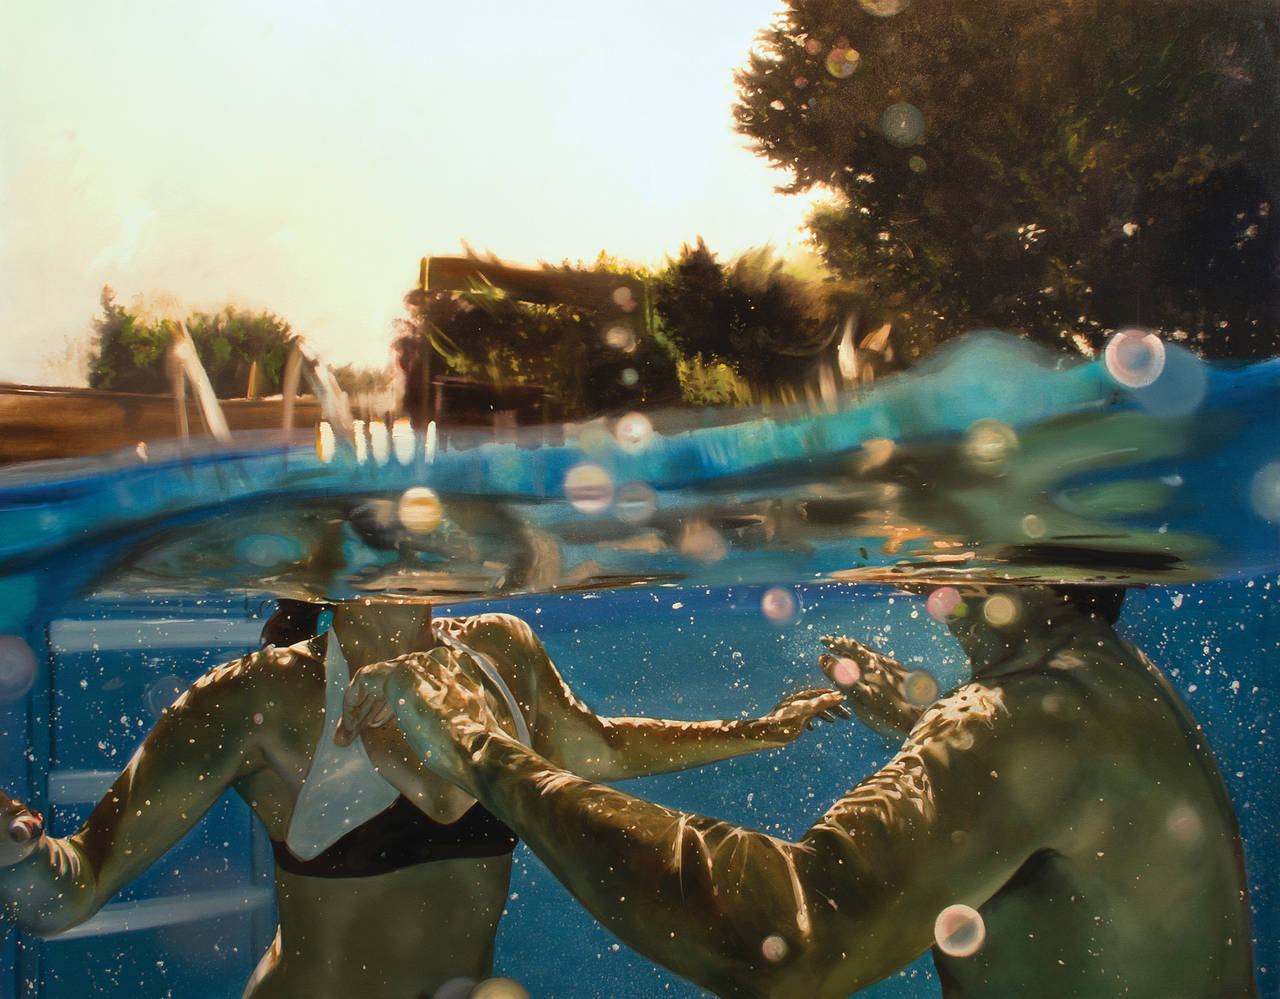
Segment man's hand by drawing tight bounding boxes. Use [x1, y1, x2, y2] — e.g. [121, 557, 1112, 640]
[819, 634, 939, 739]
[336, 648, 509, 793]
[0, 792, 43, 868]
[757, 688, 850, 745]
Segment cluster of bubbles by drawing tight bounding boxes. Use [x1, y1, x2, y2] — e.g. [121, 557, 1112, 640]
[961, 419, 1019, 476]
[0, 634, 36, 702]
[761, 586, 803, 626]
[881, 102, 925, 147]
[926, 586, 965, 622]
[432, 976, 529, 999]
[934, 903, 986, 957]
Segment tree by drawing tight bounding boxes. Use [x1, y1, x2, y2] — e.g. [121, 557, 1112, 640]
[734, 0, 1280, 359]
[87, 289, 295, 397]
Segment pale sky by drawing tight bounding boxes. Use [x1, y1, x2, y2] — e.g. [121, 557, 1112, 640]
[1, 0, 819, 386]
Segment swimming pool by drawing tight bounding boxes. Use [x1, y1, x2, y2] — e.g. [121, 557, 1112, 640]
[3, 577, 1274, 997]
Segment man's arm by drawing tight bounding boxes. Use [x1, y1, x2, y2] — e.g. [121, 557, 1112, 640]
[446, 613, 847, 782]
[0, 653, 269, 935]
[344, 651, 1069, 999]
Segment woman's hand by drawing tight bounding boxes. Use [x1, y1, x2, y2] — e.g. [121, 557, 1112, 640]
[336, 648, 508, 793]
[0, 792, 44, 868]
[756, 688, 850, 745]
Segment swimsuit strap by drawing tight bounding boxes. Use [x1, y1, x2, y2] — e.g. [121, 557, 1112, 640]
[432, 625, 532, 748]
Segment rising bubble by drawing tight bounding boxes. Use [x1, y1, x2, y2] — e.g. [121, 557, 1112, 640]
[761, 586, 802, 625]
[926, 587, 965, 622]
[881, 103, 925, 146]
[1104, 329, 1166, 388]
[398, 487, 444, 534]
[934, 903, 986, 957]
[615, 412, 654, 453]
[0, 636, 36, 702]
[565, 463, 615, 514]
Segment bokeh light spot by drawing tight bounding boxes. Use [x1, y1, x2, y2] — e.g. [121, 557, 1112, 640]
[761, 934, 789, 962]
[1020, 514, 1046, 538]
[1104, 329, 1166, 388]
[934, 903, 986, 957]
[565, 463, 615, 514]
[0, 635, 37, 702]
[926, 586, 965, 622]
[908, 155, 927, 173]
[881, 103, 925, 146]
[961, 419, 1019, 475]
[144, 675, 186, 718]
[615, 480, 658, 523]
[1166, 802, 1203, 845]
[620, 367, 639, 387]
[615, 412, 654, 453]
[612, 286, 637, 312]
[1249, 462, 1280, 521]
[903, 669, 940, 707]
[825, 47, 860, 78]
[470, 977, 531, 999]
[982, 593, 1020, 628]
[761, 586, 802, 625]
[604, 324, 636, 353]
[398, 487, 444, 534]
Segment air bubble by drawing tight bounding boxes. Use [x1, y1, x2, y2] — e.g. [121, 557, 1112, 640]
[565, 463, 615, 514]
[934, 903, 985, 957]
[603, 324, 636, 353]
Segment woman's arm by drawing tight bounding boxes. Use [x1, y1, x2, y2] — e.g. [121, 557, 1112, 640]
[448, 613, 847, 781]
[341, 650, 1061, 999]
[0, 652, 271, 935]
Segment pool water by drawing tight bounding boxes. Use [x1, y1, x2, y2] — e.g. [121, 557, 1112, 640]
[3, 578, 1274, 998]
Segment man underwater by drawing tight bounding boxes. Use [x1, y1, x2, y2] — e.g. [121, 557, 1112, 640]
[340, 584, 1257, 998]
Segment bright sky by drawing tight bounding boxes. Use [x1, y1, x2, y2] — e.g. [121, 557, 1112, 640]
[1, 0, 818, 386]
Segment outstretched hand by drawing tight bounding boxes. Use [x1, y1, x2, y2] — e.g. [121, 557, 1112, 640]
[0, 791, 43, 868]
[335, 648, 509, 792]
[759, 688, 851, 745]
[818, 634, 936, 739]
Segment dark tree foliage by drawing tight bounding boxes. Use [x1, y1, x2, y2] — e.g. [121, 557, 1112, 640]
[87, 287, 295, 397]
[653, 238, 856, 395]
[398, 263, 683, 419]
[734, 0, 1280, 359]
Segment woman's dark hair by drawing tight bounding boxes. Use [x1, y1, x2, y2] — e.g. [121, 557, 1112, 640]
[259, 599, 330, 650]
[1051, 585, 1127, 624]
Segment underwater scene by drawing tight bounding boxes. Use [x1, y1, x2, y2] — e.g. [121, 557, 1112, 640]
[2, 1, 1278, 998]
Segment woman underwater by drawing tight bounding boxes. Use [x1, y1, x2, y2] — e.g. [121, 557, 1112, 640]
[0, 595, 846, 998]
